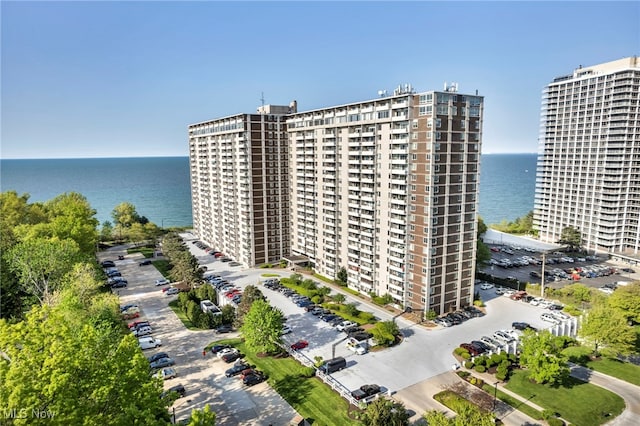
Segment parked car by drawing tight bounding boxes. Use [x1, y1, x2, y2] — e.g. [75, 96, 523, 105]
[216, 324, 233, 334]
[480, 282, 494, 290]
[225, 363, 251, 377]
[133, 326, 153, 337]
[221, 352, 242, 363]
[147, 352, 170, 363]
[541, 313, 561, 324]
[210, 344, 231, 354]
[111, 280, 128, 289]
[160, 367, 177, 380]
[459, 343, 482, 356]
[139, 337, 162, 350]
[281, 325, 292, 335]
[290, 340, 309, 350]
[243, 371, 267, 386]
[336, 321, 358, 332]
[346, 338, 367, 355]
[161, 384, 186, 399]
[121, 312, 139, 320]
[155, 278, 170, 286]
[139, 259, 152, 266]
[165, 288, 179, 296]
[351, 384, 381, 401]
[129, 320, 150, 329]
[150, 357, 175, 369]
[217, 348, 238, 359]
[512, 322, 536, 331]
[101, 260, 115, 268]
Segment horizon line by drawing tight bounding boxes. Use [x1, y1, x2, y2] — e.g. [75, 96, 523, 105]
[1, 152, 539, 160]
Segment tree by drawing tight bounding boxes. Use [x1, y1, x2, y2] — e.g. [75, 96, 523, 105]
[240, 299, 284, 355]
[519, 330, 569, 385]
[557, 226, 582, 251]
[0, 304, 170, 425]
[333, 293, 346, 304]
[477, 216, 488, 238]
[608, 282, 640, 324]
[579, 304, 635, 356]
[6, 237, 82, 305]
[100, 220, 114, 241]
[361, 398, 410, 426]
[370, 321, 400, 347]
[44, 192, 99, 253]
[187, 404, 217, 425]
[169, 250, 201, 289]
[476, 240, 491, 266]
[234, 285, 265, 326]
[337, 267, 348, 284]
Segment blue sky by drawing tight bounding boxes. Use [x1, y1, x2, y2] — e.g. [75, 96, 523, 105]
[2, 1, 638, 159]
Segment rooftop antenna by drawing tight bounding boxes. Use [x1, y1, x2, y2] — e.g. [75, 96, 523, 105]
[260, 92, 265, 111]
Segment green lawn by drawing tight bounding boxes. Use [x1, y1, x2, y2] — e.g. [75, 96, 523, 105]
[505, 370, 625, 426]
[168, 300, 199, 330]
[151, 259, 172, 277]
[261, 273, 281, 277]
[127, 246, 155, 257]
[208, 338, 359, 425]
[585, 358, 640, 387]
[481, 384, 543, 420]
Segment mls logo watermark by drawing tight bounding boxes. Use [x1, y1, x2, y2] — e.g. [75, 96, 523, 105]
[2, 408, 56, 420]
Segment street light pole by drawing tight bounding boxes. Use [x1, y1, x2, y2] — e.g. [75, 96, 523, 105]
[541, 252, 546, 298]
[493, 381, 499, 412]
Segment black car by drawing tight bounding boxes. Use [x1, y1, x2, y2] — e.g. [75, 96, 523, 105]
[622, 268, 635, 273]
[348, 331, 373, 341]
[222, 352, 242, 363]
[225, 363, 250, 377]
[343, 326, 364, 334]
[161, 384, 186, 399]
[101, 260, 115, 268]
[139, 259, 152, 266]
[111, 281, 128, 288]
[148, 352, 170, 363]
[243, 371, 267, 386]
[210, 344, 231, 354]
[351, 384, 381, 400]
[512, 321, 536, 331]
[220, 257, 232, 262]
[471, 340, 492, 353]
[216, 324, 233, 334]
[106, 270, 121, 277]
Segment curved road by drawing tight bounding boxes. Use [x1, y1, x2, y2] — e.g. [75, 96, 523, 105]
[569, 364, 640, 426]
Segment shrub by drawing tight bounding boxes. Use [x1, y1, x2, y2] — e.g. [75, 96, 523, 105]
[343, 303, 359, 317]
[458, 370, 470, 378]
[490, 353, 505, 365]
[475, 355, 488, 367]
[425, 310, 438, 321]
[475, 365, 486, 373]
[474, 299, 485, 307]
[548, 419, 564, 426]
[464, 361, 474, 369]
[358, 311, 376, 324]
[298, 366, 316, 378]
[454, 347, 468, 356]
[461, 352, 471, 360]
[470, 377, 477, 385]
[496, 370, 508, 381]
[259, 263, 272, 268]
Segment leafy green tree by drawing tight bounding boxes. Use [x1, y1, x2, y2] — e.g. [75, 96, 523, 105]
[187, 404, 216, 425]
[476, 240, 491, 266]
[557, 226, 583, 251]
[0, 304, 170, 425]
[234, 285, 265, 326]
[558, 283, 591, 304]
[100, 220, 114, 241]
[579, 304, 635, 356]
[608, 282, 640, 323]
[519, 330, 569, 385]
[44, 192, 99, 253]
[169, 250, 201, 289]
[361, 398, 409, 426]
[0, 191, 31, 228]
[333, 293, 346, 304]
[241, 299, 284, 355]
[6, 237, 81, 305]
[477, 216, 488, 238]
[425, 309, 438, 321]
[370, 321, 400, 347]
[337, 266, 348, 284]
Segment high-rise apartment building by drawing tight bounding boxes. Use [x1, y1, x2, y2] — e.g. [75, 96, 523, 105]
[188, 102, 296, 266]
[534, 57, 640, 255]
[287, 85, 484, 315]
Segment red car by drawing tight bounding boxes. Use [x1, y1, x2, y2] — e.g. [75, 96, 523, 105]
[290, 340, 309, 350]
[128, 320, 150, 329]
[490, 247, 500, 252]
[122, 312, 140, 320]
[214, 252, 224, 258]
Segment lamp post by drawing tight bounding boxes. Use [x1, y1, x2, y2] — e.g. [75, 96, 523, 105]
[492, 381, 499, 412]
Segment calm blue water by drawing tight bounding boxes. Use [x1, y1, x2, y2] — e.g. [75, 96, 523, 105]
[0, 157, 193, 227]
[0, 154, 537, 228]
[478, 153, 538, 225]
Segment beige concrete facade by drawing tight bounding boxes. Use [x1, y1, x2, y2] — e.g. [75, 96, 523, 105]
[534, 57, 640, 255]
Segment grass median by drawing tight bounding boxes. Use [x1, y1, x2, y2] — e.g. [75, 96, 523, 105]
[584, 358, 640, 387]
[208, 338, 357, 425]
[505, 370, 624, 426]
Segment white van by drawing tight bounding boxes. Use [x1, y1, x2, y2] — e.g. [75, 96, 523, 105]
[138, 337, 162, 350]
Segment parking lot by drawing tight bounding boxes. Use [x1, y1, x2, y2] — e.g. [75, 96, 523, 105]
[480, 244, 639, 292]
[105, 234, 636, 423]
[180, 234, 583, 413]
